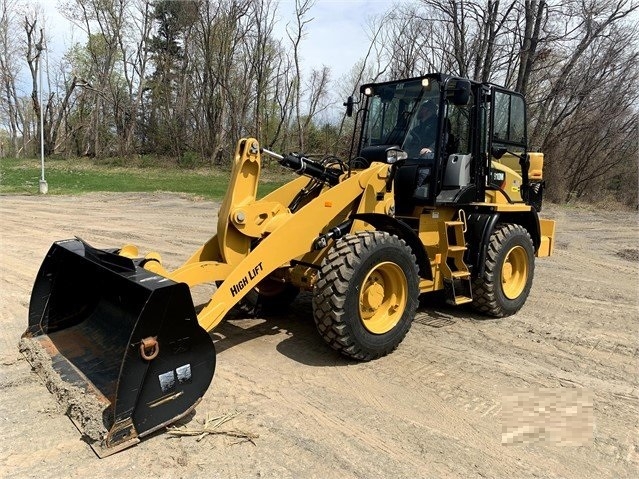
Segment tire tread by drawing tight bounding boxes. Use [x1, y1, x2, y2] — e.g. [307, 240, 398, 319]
[313, 231, 418, 361]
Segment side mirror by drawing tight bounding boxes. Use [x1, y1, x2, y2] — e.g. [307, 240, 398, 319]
[451, 80, 471, 105]
[491, 147, 507, 159]
[344, 96, 354, 117]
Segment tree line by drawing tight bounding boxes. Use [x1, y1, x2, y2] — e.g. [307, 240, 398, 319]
[1, 0, 637, 205]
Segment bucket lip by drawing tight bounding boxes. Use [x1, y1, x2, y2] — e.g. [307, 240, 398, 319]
[22, 331, 212, 458]
[19, 335, 112, 444]
[25, 239, 217, 457]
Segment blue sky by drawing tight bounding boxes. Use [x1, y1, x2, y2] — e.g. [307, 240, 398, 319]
[275, 0, 392, 79]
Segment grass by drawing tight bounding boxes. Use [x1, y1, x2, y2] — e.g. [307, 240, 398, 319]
[0, 156, 292, 199]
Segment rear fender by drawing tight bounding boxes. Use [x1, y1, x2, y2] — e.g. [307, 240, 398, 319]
[464, 210, 548, 276]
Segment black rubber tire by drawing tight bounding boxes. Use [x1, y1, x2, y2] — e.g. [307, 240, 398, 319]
[312, 231, 419, 361]
[236, 279, 299, 317]
[472, 223, 535, 317]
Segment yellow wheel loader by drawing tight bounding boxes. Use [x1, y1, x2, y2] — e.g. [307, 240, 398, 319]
[22, 73, 555, 456]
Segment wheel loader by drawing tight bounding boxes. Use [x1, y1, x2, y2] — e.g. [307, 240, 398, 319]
[21, 73, 555, 456]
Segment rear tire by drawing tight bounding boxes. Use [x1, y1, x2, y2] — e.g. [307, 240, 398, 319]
[312, 231, 419, 361]
[472, 223, 535, 317]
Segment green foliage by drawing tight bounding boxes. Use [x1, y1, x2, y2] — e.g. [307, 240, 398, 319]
[151, 0, 198, 58]
[5, 0, 633, 207]
[177, 151, 201, 168]
[66, 33, 122, 83]
[0, 157, 289, 199]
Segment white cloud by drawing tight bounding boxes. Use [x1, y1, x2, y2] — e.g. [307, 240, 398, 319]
[38, 0, 83, 60]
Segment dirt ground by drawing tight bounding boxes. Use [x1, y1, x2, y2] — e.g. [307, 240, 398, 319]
[0, 192, 637, 479]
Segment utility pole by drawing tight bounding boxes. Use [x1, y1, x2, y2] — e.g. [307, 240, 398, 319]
[37, 28, 48, 194]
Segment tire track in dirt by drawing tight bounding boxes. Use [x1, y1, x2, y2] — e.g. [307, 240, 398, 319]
[1, 195, 637, 478]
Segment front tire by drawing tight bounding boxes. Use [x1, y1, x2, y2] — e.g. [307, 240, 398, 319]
[472, 223, 535, 317]
[312, 231, 419, 361]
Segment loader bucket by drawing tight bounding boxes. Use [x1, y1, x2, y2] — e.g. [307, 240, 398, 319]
[21, 238, 216, 457]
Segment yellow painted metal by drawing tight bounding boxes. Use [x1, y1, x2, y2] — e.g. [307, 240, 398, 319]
[418, 278, 436, 292]
[144, 251, 162, 264]
[118, 244, 139, 258]
[180, 234, 223, 270]
[528, 152, 544, 180]
[537, 218, 556, 257]
[488, 154, 544, 201]
[167, 139, 310, 288]
[178, 179, 310, 272]
[492, 152, 522, 174]
[501, 245, 529, 299]
[142, 251, 167, 276]
[487, 162, 523, 203]
[416, 208, 458, 293]
[127, 134, 555, 333]
[216, 138, 262, 265]
[359, 261, 408, 334]
[169, 261, 235, 287]
[231, 200, 291, 238]
[260, 175, 314, 205]
[471, 202, 533, 212]
[436, 221, 472, 305]
[351, 170, 394, 233]
[172, 138, 393, 332]
[437, 222, 469, 275]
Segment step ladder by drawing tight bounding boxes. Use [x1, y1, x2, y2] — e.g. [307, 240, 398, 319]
[438, 221, 473, 306]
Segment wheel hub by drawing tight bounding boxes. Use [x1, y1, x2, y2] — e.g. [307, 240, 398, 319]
[501, 245, 528, 300]
[359, 262, 407, 334]
[362, 275, 385, 311]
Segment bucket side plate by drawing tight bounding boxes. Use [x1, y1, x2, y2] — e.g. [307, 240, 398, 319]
[22, 239, 216, 457]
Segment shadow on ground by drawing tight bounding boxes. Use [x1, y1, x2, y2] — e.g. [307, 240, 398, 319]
[198, 289, 495, 368]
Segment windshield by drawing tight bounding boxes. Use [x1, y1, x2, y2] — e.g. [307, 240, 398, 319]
[361, 78, 441, 158]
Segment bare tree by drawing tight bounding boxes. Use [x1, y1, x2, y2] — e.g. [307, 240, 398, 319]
[4, 0, 634, 210]
[287, 0, 314, 151]
[117, 0, 153, 156]
[530, 0, 639, 142]
[0, 0, 25, 156]
[24, 14, 45, 155]
[514, 0, 546, 94]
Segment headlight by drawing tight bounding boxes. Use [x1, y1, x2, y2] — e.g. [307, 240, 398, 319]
[386, 148, 408, 164]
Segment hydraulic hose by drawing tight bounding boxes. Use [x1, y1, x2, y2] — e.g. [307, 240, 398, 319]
[262, 148, 342, 186]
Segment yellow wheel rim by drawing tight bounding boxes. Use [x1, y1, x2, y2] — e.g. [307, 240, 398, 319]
[501, 245, 528, 299]
[359, 262, 407, 334]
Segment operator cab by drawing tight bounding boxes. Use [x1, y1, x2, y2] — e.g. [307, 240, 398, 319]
[353, 74, 533, 215]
